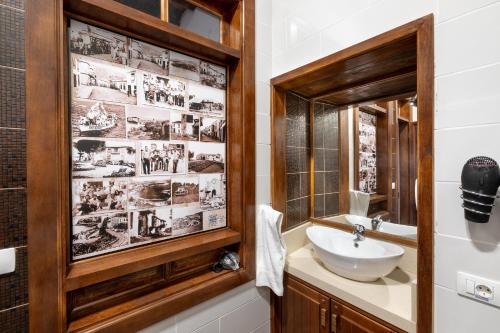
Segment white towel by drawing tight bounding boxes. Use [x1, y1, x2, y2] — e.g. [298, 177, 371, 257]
[349, 190, 370, 217]
[256, 205, 287, 296]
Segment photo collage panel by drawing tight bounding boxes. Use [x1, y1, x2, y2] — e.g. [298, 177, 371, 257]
[69, 19, 227, 260]
[358, 111, 377, 194]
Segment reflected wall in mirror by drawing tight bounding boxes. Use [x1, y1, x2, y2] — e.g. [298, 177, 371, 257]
[314, 97, 418, 241]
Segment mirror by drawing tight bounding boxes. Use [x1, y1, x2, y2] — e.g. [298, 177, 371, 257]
[313, 98, 418, 241]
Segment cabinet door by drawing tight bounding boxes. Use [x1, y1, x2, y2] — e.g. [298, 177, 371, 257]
[282, 275, 330, 333]
[331, 300, 396, 333]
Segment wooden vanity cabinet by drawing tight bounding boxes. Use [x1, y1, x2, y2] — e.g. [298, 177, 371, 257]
[280, 275, 403, 333]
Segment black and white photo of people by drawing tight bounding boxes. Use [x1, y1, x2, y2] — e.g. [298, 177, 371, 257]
[69, 19, 227, 260]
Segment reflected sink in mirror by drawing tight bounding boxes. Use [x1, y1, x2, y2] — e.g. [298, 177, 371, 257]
[345, 215, 417, 240]
[306, 225, 404, 282]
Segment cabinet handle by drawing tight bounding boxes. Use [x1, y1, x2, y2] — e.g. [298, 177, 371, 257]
[320, 308, 326, 327]
[331, 314, 337, 332]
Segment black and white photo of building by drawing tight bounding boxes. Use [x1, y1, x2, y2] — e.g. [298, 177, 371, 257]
[203, 209, 226, 230]
[128, 177, 171, 210]
[69, 20, 128, 65]
[129, 208, 172, 245]
[140, 141, 186, 175]
[72, 179, 127, 216]
[129, 39, 169, 75]
[72, 212, 129, 260]
[170, 112, 200, 141]
[169, 51, 201, 81]
[188, 83, 225, 118]
[72, 139, 136, 178]
[172, 176, 199, 206]
[142, 73, 186, 110]
[199, 174, 225, 210]
[172, 207, 203, 236]
[72, 100, 126, 138]
[200, 117, 226, 143]
[126, 105, 170, 140]
[188, 142, 225, 173]
[72, 55, 137, 104]
[200, 61, 226, 89]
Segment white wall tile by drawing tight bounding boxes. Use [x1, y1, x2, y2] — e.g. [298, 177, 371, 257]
[251, 320, 271, 333]
[436, 63, 500, 129]
[435, 234, 500, 290]
[138, 316, 176, 333]
[436, 3, 500, 76]
[437, 0, 499, 23]
[192, 320, 220, 333]
[256, 175, 271, 205]
[435, 285, 500, 333]
[176, 282, 257, 333]
[256, 51, 272, 83]
[256, 114, 271, 145]
[435, 125, 500, 182]
[272, 34, 321, 77]
[255, 0, 272, 26]
[256, 22, 272, 56]
[220, 296, 270, 333]
[256, 144, 271, 176]
[256, 81, 270, 115]
[435, 182, 500, 243]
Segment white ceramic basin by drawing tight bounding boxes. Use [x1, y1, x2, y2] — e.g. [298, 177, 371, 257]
[345, 215, 417, 240]
[306, 225, 404, 282]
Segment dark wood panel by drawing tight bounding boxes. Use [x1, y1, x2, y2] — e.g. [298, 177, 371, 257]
[338, 109, 349, 214]
[332, 299, 396, 333]
[64, 0, 240, 63]
[283, 275, 329, 333]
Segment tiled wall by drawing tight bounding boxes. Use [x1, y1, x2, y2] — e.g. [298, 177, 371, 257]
[271, 0, 500, 331]
[285, 92, 310, 228]
[0, 0, 28, 331]
[313, 102, 339, 218]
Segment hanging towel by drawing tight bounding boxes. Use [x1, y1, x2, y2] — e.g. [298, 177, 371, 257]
[349, 190, 370, 217]
[256, 205, 287, 296]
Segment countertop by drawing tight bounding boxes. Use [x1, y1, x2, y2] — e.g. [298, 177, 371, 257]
[283, 222, 417, 333]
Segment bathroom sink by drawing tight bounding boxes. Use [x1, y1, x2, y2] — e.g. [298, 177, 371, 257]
[345, 215, 417, 239]
[306, 225, 404, 282]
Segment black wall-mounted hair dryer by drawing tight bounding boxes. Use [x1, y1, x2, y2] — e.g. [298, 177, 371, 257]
[460, 156, 500, 223]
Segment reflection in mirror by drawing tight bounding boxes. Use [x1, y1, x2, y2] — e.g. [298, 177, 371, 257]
[315, 97, 418, 240]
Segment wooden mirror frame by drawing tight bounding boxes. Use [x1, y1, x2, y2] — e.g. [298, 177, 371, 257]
[271, 15, 433, 332]
[26, 0, 255, 332]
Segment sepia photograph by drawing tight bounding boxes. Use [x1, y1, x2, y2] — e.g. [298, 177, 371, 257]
[140, 141, 186, 175]
[129, 208, 172, 245]
[72, 212, 129, 260]
[199, 174, 225, 210]
[169, 51, 201, 81]
[172, 176, 199, 206]
[129, 39, 169, 75]
[170, 112, 200, 141]
[72, 139, 136, 178]
[72, 179, 127, 216]
[72, 55, 137, 104]
[142, 73, 186, 110]
[72, 100, 126, 138]
[188, 142, 225, 173]
[69, 20, 128, 65]
[126, 105, 170, 140]
[200, 61, 226, 89]
[203, 209, 226, 231]
[188, 83, 225, 118]
[172, 207, 203, 236]
[200, 117, 226, 143]
[128, 177, 171, 210]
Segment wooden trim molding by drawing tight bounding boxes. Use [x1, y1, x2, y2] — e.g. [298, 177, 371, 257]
[270, 15, 434, 332]
[26, 0, 255, 332]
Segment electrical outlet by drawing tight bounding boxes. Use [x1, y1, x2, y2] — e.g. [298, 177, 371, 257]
[457, 271, 500, 308]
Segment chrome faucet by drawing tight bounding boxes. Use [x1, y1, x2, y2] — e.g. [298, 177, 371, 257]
[353, 224, 366, 242]
[371, 215, 384, 230]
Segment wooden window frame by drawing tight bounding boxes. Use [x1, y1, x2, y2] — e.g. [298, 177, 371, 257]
[26, 0, 255, 332]
[271, 15, 433, 333]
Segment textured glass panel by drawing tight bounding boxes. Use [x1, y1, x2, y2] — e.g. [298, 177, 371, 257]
[169, 0, 221, 42]
[115, 0, 162, 18]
